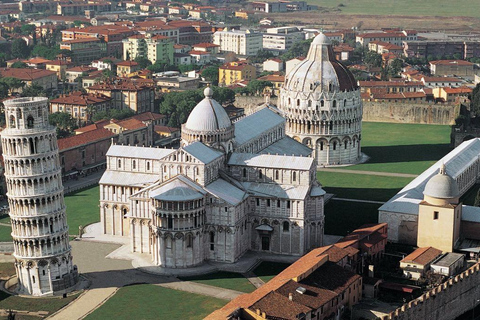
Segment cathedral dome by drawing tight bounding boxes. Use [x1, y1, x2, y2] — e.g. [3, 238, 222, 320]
[424, 164, 459, 199]
[284, 32, 357, 92]
[184, 87, 232, 132]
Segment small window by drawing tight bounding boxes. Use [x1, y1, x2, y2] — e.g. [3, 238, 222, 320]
[283, 221, 289, 232]
[256, 198, 260, 206]
[118, 159, 122, 168]
[267, 199, 270, 207]
[132, 160, 136, 169]
[275, 170, 279, 180]
[292, 172, 296, 182]
[434, 211, 439, 220]
[186, 234, 193, 248]
[224, 207, 228, 212]
[287, 200, 290, 209]
[277, 200, 280, 207]
[147, 162, 150, 170]
[259, 170, 263, 179]
[243, 168, 247, 178]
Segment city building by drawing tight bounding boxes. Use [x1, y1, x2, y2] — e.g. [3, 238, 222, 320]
[379, 138, 480, 256]
[98, 87, 325, 268]
[207, 243, 362, 319]
[263, 58, 284, 72]
[1, 97, 79, 295]
[213, 29, 263, 56]
[400, 247, 443, 280]
[49, 91, 113, 125]
[429, 60, 475, 76]
[45, 60, 73, 81]
[262, 26, 304, 53]
[219, 61, 256, 87]
[0, 68, 57, 92]
[86, 80, 155, 113]
[279, 33, 363, 166]
[116, 61, 140, 77]
[60, 38, 107, 65]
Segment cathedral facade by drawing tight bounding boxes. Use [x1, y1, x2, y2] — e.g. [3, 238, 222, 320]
[99, 87, 325, 268]
[279, 33, 363, 166]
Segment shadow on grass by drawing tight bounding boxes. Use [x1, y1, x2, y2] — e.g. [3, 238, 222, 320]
[324, 187, 404, 202]
[253, 262, 291, 283]
[325, 200, 381, 236]
[179, 271, 256, 293]
[362, 144, 451, 164]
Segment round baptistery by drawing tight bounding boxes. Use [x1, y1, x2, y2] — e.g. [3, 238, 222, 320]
[181, 87, 234, 153]
[1, 97, 78, 295]
[279, 33, 363, 166]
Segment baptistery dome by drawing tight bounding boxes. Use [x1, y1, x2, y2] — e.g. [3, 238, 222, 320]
[279, 32, 363, 166]
[182, 87, 234, 153]
[424, 164, 459, 200]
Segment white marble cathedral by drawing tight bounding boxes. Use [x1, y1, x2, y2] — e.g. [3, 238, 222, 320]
[279, 33, 363, 166]
[1, 97, 78, 295]
[100, 87, 326, 268]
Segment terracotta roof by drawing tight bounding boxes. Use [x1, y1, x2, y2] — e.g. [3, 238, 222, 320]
[430, 60, 474, 66]
[75, 119, 111, 133]
[58, 128, 115, 151]
[67, 66, 98, 73]
[46, 60, 73, 66]
[0, 68, 56, 81]
[111, 118, 146, 130]
[442, 87, 472, 94]
[117, 61, 139, 67]
[193, 42, 219, 48]
[257, 74, 284, 82]
[62, 38, 101, 44]
[132, 112, 165, 122]
[88, 80, 149, 91]
[422, 76, 461, 82]
[401, 247, 442, 265]
[155, 125, 179, 133]
[358, 32, 406, 39]
[359, 80, 423, 87]
[189, 50, 210, 55]
[50, 91, 111, 106]
[220, 62, 252, 71]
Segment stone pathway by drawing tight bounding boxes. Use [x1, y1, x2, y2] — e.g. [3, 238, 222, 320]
[242, 271, 265, 289]
[318, 167, 418, 178]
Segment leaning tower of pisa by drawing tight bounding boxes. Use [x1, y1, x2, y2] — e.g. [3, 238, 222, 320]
[1, 97, 78, 296]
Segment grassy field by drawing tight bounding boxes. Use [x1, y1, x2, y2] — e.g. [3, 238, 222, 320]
[0, 291, 80, 317]
[318, 171, 413, 202]
[179, 271, 256, 293]
[253, 262, 291, 283]
[343, 123, 452, 175]
[309, 0, 480, 17]
[84, 284, 227, 320]
[65, 186, 100, 235]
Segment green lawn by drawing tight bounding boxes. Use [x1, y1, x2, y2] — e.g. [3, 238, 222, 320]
[324, 200, 381, 236]
[0, 226, 12, 242]
[253, 261, 291, 283]
[318, 171, 413, 202]
[310, 0, 480, 17]
[84, 284, 227, 320]
[0, 263, 16, 279]
[343, 123, 452, 175]
[0, 215, 10, 224]
[461, 184, 480, 206]
[180, 271, 255, 293]
[65, 186, 100, 235]
[0, 290, 80, 315]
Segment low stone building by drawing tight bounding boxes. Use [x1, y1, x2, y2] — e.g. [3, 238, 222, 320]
[0, 68, 57, 92]
[400, 247, 442, 280]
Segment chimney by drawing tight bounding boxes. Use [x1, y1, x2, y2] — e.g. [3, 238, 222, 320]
[289, 293, 293, 301]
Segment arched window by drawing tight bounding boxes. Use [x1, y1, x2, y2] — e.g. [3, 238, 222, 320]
[320, 141, 324, 151]
[333, 142, 337, 150]
[283, 221, 290, 232]
[344, 99, 347, 107]
[27, 116, 34, 129]
[118, 159, 122, 168]
[259, 170, 263, 179]
[321, 100, 324, 107]
[9, 115, 15, 128]
[167, 215, 173, 229]
[329, 83, 333, 91]
[132, 160, 136, 169]
[243, 168, 247, 178]
[333, 100, 337, 108]
[344, 142, 348, 149]
[297, 99, 300, 106]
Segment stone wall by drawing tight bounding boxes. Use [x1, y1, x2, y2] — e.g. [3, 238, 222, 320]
[381, 263, 480, 320]
[234, 96, 459, 125]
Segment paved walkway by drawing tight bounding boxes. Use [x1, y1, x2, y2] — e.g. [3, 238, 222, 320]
[318, 167, 418, 178]
[242, 271, 265, 289]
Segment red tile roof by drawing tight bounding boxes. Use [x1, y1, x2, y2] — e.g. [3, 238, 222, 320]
[430, 60, 474, 66]
[0, 68, 56, 81]
[58, 128, 115, 151]
[401, 247, 442, 265]
[50, 91, 111, 106]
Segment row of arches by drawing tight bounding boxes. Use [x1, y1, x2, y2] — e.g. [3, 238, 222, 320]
[13, 235, 70, 258]
[154, 210, 206, 230]
[8, 194, 65, 217]
[11, 214, 67, 238]
[285, 96, 360, 111]
[287, 118, 361, 136]
[5, 155, 59, 177]
[2, 134, 57, 157]
[6, 174, 62, 197]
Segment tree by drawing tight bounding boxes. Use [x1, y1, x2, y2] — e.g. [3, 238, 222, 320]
[91, 108, 135, 122]
[213, 87, 235, 104]
[20, 84, 45, 97]
[0, 77, 24, 95]
[201, 66, 219, 85]
[364, 51, 382, 69]
[11, 39, 29, 59]
[281, 38, 313, 61]
[246, 80, 273, 95]
[249, 49, 275, 64]
[48, 112, 78, 138]
[10, 61, 28, 68]
[31, 44, 61, 60]
[20, 24, 35, 35]
[159, 89, 204, 127]
[134, 56, 152, 69]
